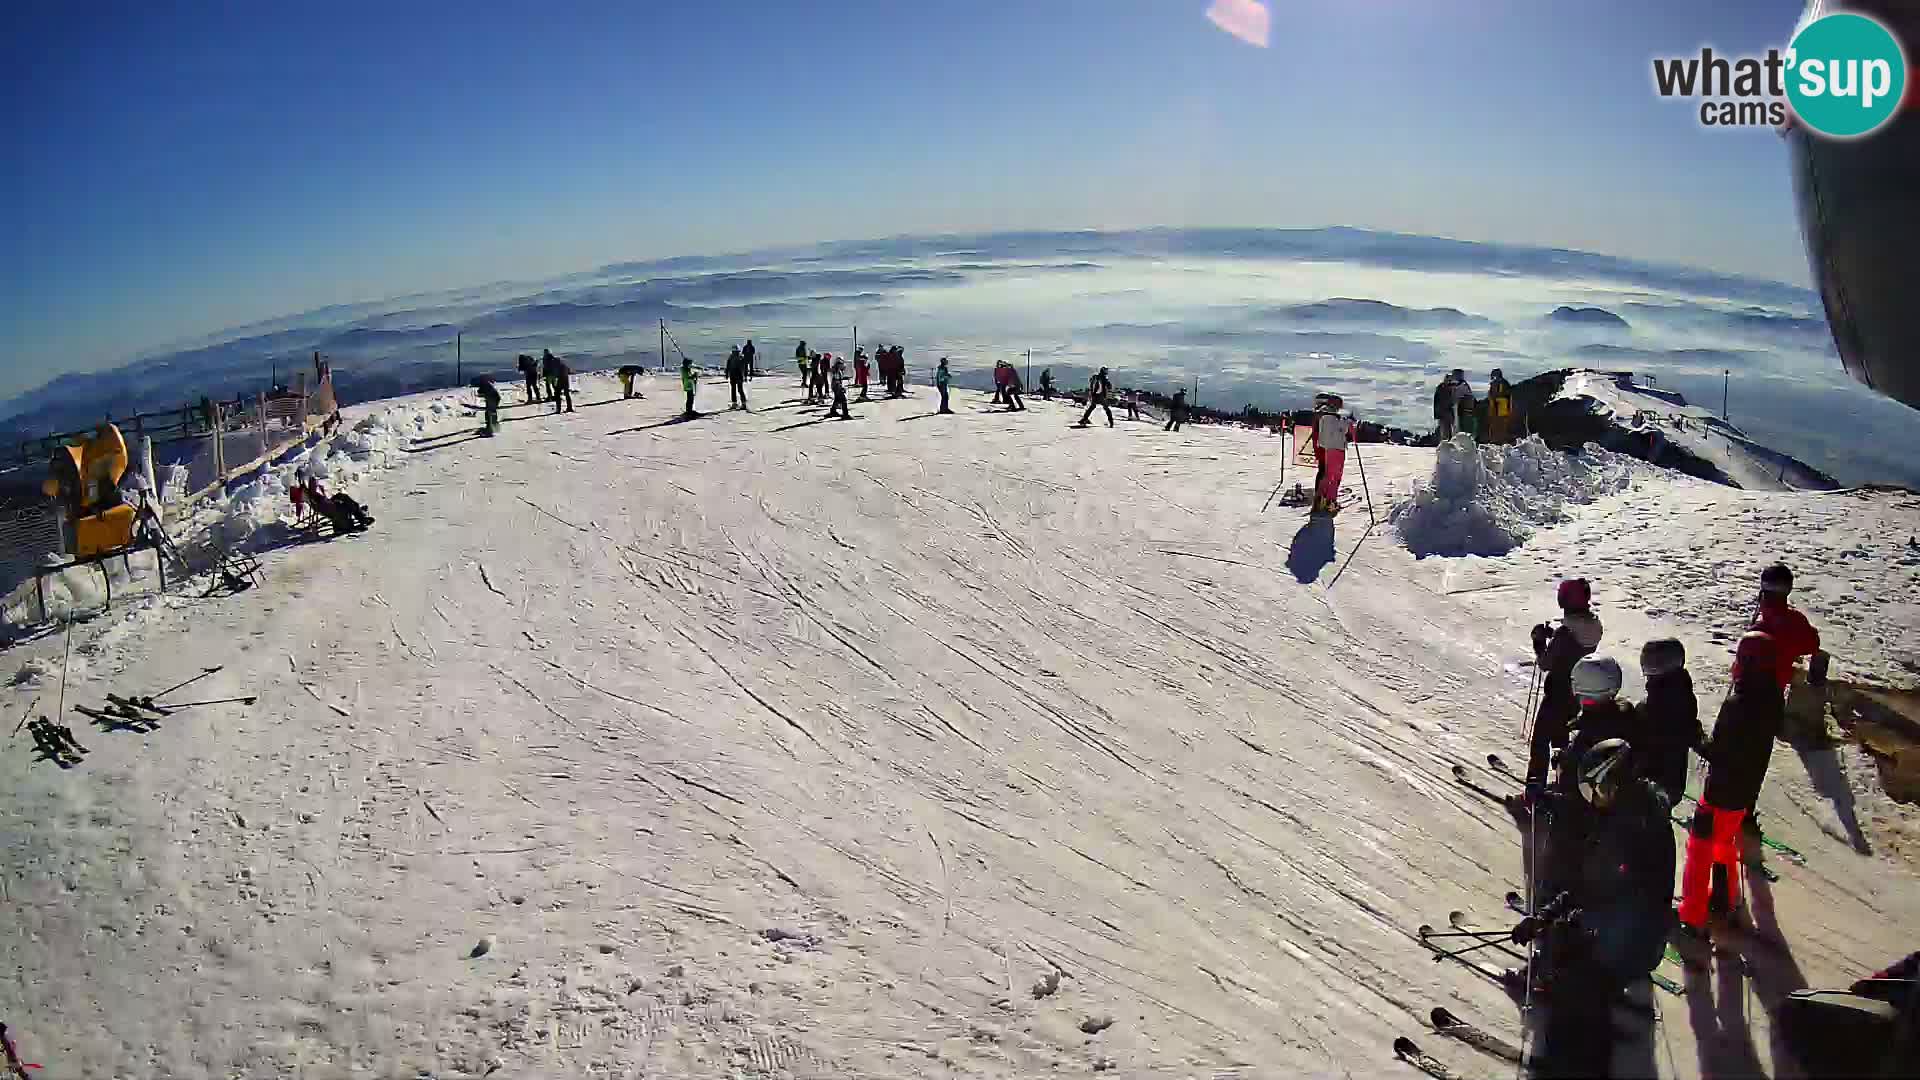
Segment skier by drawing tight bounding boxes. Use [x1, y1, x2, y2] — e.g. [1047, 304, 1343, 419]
[1530, 738, 1677, 1077]
[680, 355, 698, 419]
[518, 354, 542, 404]
[1310, 395, 1351, 514]
[796, 341, 810, 386]
[812, 352, 831, 405]
[1451, 369, 1476, 439]
[1486, 368, 1514, 443]
[742, 338, 756, 378]
[472, 375, 501, 436]
[1076, 367, 1115, 428]
[1677, 630, 1786, 934]
[1162, 388, 1186, 432]
[726, 346, 749, 410]
[991, 360, 1009, 405]
[1752, 563, 1822, 691]
[543, 351, 574, 414]
[1637, 637, 1704, 806]
[935, 358, 953, 414]
[1126, 389, 1141, 421]
[1039, 368, 1055, 400]
[854, 348, 871, 401]
[888, 346, 907, 397]
[828, 357, 852, 420]
[1433, 372, 1456, 440]
[617, 364, 645, 400]
[1005, 365, 1025, 411]
[1521, 578, 1604, 808]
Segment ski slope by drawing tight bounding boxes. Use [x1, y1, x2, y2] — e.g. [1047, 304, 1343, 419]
[3, 372, 1916, 1078]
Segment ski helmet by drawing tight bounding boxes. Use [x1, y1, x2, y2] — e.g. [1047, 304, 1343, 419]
[1556, 578, 1592, 609]
[1732, 630, 1778, 682]
[1640, 638, 1686, 677]
[1760, 563, 1794, 595]
[1571, 654, 1623, 704]
[1577, 738, 1633, 810]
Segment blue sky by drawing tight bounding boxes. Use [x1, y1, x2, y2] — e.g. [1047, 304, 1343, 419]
[2, 1, 1817, 398]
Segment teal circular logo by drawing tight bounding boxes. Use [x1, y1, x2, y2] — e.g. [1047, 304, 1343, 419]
[1786, 12, 1907, 138]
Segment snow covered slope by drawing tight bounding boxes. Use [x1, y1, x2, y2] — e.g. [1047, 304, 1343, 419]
[1534, 369, 1841, 492]
[2, 372, 1915, 1078]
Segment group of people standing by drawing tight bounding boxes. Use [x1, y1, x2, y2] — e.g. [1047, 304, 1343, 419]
[516, 350, 575, 414]
[1433, 367, 1514, 442]
[1506, 565, 1862, 1073]
[991, 361, 1026, 410]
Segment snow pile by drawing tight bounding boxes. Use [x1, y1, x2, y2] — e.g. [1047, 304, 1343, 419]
[1389, 434, 1639, 557]
[1, 550, 163, 627]
[188, 395, 460, 552]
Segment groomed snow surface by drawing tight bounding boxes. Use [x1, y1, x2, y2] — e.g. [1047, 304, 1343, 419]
[3, 371, 1916, 1078]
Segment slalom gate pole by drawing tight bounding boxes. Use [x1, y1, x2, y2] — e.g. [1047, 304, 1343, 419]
[1350, 419, 1375, 522]
[1262, 434, 1289, 513]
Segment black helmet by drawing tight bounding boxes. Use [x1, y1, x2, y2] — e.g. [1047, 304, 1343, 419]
[1577, 738, 1633, 810]
[1760, 563, 1794, 594]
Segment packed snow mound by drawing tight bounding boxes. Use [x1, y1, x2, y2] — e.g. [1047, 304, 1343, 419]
[1389, 434, 1640, 557]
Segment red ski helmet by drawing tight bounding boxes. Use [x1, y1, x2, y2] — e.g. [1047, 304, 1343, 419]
[1556, 578, 1591, 609]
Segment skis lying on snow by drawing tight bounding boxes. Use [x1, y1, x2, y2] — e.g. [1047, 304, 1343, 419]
[1429, 1007, 1524, 1065]
[1393, 1037, 1479, 1080]
[1486, 753, 1801, 869]
[1502, 890, 1683, 997]
[25, 717, 87, 767]
[75, 703, 159, 733]
[1450, 764, 1513, 807]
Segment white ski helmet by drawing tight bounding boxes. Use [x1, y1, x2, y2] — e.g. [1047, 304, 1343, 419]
[1571, 655, 1623, 704]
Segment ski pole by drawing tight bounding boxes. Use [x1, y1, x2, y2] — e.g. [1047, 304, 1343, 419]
[1421, 927, 1513, 941]
[1433, 935, 1515, 963]
[162, 695, 258, 709]
[152, 665, 223, 700]
[1350, 420, 1375, 522]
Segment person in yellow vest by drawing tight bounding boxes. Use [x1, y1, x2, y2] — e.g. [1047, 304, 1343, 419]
[1486, 368, 1514, 443]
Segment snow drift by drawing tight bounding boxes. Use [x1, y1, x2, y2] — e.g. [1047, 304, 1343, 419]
[1389, 434, 1640, 557]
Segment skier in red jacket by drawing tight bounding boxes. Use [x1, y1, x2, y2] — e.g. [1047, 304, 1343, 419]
[1751, 563, 1821, 690]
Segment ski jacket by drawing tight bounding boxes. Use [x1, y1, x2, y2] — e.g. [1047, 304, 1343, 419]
[1543, 777, 1674, 984]
[1452, 380, 1475, 419]
[1314, 411, 1351, 452]
[1700, 668, 1786, 811]
[1638, 669, 1704, 803]
[1434, 379, 1453, 420]
[1488, 377, 1513, 417]
[1090, 374, 1112, 401]
[1535, 610, 1603, 746]
[854, 358, 869, 383]
[994, 365, 1012, 388]
[726, 351, 745, 378]
[935, 365, 951, 387]
[742, 342, 755, 363]
[680, 365, 696, 392]
[474, 377, 500, 404]
[1750, 597, 1819, 689]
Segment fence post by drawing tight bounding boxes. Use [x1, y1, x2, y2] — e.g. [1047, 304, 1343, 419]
[213, 406, 226, 481]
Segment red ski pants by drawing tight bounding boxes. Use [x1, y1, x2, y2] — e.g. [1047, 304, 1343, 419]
[1316, 447, 1346, 506]
[1678, 802, 1746, 928]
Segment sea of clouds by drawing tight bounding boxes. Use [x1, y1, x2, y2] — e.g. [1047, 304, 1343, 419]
[5, 227, 1913, 489]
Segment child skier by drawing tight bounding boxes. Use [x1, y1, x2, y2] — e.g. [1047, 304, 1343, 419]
[1310, 394, 1351, 515]
[1637, 638, 1704, 806]
[1521, 579, 1604, 808]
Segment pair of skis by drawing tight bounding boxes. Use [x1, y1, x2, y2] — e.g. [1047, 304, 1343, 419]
[26, 717, 87, 767]
[1499, 890, 1685, 997]
[1394, 1008, 1521, 1080]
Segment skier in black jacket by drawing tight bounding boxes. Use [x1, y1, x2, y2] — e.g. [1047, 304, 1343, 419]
[1637, 637, 1705, 805]
[1678, 630, 1786, 931]
[1522, 578, 1604, 805]
[1532, 737, 1677, 1077]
